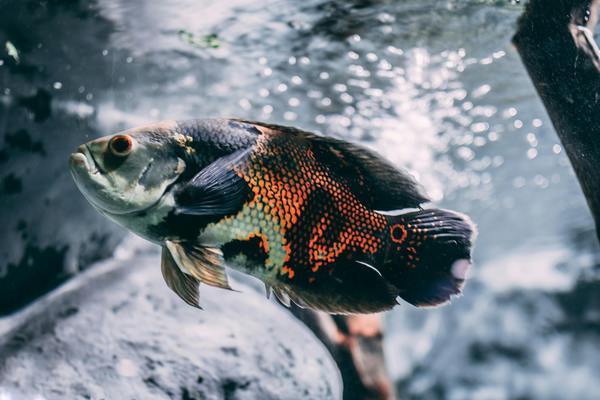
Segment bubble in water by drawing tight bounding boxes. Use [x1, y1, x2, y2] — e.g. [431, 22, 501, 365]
[470, 122, 489, 133]
[473, 136, 486, 147]
[503, 107, 518, 118]
[319, 72, 330, 80]
[513, 176, 526, 188]
[552, 144, 562, 154]
[340, 93, 353, 103]
[386, 46, 404, 56]
[457, 146, 475, 161]
[472, 84, 491, 98]
[366, 53, 378, 62]
[378, 59, 392, 71]
[534, 175, 549, 188]
[284, 111, 297, 121]
[239, 98, 251, 110]
[333, 83, 347, 92]
[488, 131, 499, 141]
[53, 82, 62, 90]
[527, 148, 538, 159]
[377, 13, 395, 23]
[307, 90, 322, 99]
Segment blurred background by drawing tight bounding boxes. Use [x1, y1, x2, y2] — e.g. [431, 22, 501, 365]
[1, 0, 599, 399]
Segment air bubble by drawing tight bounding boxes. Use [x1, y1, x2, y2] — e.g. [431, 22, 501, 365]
[552, 144, 562, 154]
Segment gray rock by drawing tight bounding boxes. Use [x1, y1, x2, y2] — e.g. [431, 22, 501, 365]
[0, 246, 342, 400]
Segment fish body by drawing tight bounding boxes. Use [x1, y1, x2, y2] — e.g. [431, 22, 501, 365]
[70, 119, 476, 314]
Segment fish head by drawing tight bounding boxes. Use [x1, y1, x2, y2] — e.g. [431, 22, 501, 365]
[69, 120, 186, 216]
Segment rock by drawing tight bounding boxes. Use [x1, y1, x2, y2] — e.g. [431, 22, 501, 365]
[0, 245, 341, 400]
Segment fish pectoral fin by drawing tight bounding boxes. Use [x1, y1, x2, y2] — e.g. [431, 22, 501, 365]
[161, 247, 202, 309]
[165, 240, 233, 291]
[174, 148, 252, 217]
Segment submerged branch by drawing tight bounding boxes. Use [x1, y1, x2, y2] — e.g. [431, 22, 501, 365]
[513, 0, 600, 241]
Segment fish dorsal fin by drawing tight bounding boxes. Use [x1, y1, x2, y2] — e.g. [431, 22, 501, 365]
[174, 148, 252, 217]
[161, 247, 202, 309]
[165, 240, 233, 290]
[233, 120, 429, 210]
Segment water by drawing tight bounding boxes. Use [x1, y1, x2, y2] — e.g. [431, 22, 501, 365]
[1, 0, 598, 398]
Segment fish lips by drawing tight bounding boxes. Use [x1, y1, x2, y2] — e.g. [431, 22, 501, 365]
[69, 145, 118, 214]
[69, 145, 99, 175]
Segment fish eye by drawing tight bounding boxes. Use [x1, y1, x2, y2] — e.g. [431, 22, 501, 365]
[109, 135, 133, 157]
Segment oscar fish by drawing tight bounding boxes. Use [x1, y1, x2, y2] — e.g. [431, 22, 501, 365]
[69, 119, 476, 314]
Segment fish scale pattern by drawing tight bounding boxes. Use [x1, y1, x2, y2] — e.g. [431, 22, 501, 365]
[233, 129, 393, 285]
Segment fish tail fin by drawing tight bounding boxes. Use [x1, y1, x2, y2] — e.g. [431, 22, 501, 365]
[382, 208, 476, 307]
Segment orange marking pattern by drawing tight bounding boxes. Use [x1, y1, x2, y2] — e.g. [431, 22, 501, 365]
[234, 131, 393, 282]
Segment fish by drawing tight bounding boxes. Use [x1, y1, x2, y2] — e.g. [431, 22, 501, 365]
[69, 118, 476, 314]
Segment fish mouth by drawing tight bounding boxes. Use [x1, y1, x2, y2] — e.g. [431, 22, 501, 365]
[69, 145, 103, 175]
[85, 144, 107, 175]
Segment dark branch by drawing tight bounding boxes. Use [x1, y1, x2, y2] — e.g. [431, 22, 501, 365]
[513, 0, 600, 241]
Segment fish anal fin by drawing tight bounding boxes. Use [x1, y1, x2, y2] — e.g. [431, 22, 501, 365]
[165, 240, 233, 291]
[272, 261, 398, 314]
[161, 247, 201, 309]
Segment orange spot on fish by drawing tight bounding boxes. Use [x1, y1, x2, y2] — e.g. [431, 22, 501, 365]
[390, 224, 408, 244]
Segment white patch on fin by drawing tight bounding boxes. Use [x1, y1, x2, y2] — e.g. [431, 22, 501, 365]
[451, 259, 471, 280]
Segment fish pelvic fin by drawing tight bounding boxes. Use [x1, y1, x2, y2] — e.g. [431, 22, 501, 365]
[165, 240, 234, 291]
[382, 208, 477, 307]
[161, 247, 202, 309]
